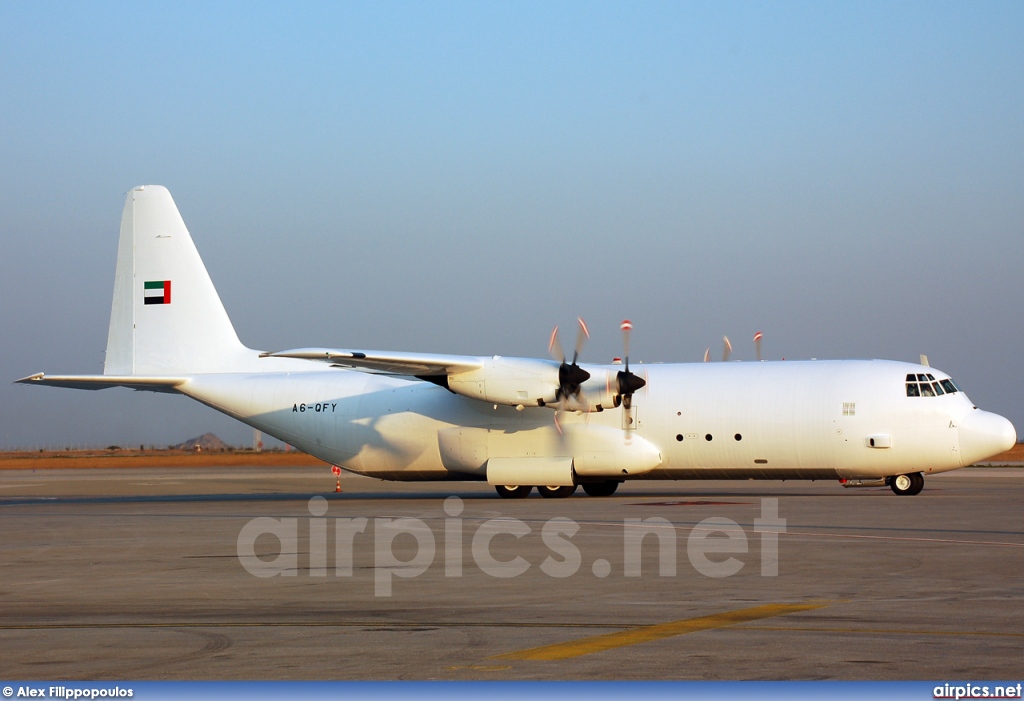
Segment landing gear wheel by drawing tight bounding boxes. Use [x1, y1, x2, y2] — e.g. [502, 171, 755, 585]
[582, 481, 620, 497]
[890, 472, 924, 496]
[538, 485, 578, 499]
[495, 485, 532, 499]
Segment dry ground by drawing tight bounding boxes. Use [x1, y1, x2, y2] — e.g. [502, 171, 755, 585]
[0, 448, 328, 470]
[998, 442, 1024, 460]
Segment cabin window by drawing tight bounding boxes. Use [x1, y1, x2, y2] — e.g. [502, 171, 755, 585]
[906, 383, 920, 397]
[920, 383, 936, 397]
[940, 379, 957, 394]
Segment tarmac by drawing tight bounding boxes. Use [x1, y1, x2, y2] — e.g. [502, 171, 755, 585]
[0, 465, 1021, 680]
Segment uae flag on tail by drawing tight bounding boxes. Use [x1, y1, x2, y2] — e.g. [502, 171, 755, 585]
[144, 280, 171, 305]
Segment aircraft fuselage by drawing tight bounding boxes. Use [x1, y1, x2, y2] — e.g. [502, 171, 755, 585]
[179, 358, 999, 483]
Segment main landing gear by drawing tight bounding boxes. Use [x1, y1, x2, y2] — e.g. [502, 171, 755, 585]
[888, 472, 925, 496]
[581, 481, 620, 497]
[494, 485, 533, 499]
[494, 481, 621, 499]
[538, 485, 577, 499]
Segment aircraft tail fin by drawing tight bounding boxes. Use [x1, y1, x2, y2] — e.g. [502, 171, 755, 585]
[104, 186, 253, 375]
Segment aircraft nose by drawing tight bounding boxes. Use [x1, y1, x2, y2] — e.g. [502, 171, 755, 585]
[959, 410, 1017, 466]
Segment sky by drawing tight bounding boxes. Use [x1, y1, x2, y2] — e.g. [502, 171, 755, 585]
[2, 1, 1022, 449]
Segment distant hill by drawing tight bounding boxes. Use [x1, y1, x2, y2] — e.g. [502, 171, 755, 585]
[172, 433, 230, 451]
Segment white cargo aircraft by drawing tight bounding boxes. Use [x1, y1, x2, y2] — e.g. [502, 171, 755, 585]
[18, 186, 1017, 497]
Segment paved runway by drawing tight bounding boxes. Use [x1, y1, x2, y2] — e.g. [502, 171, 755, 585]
[1, 466, 1022, 680]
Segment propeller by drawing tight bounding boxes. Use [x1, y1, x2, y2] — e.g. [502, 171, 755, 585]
[548, 317, 591, 407]
[704, 337, 734, 362]
[707, 331, 764, 361]
[616, 320, 646, 410]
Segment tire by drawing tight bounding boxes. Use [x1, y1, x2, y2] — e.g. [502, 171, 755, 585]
[495, 485, 532, 499]
[582, 481, 620, 497]
[537, 485, 578, 499]
[890, 472, 924, 496]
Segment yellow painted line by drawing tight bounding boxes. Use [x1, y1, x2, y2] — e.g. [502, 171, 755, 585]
[491, 602, 829, 661]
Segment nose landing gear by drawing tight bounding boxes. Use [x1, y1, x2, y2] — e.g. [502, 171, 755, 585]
[889, 472, 925, 495]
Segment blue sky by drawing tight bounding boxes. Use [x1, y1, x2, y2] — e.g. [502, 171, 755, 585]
[2, 2, 1022, 448]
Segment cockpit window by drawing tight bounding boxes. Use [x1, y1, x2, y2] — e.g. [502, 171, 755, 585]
[906, 374, 960, 397]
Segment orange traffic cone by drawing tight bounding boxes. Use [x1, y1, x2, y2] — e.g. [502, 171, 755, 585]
[335, 478, 342, 493]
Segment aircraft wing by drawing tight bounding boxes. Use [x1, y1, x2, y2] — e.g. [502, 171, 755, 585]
[15, 374, 187, 393]
[259, 348, 484, 377]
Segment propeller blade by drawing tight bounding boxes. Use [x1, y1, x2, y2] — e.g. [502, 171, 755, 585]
[722, 335, 733, 362]
[754, 331, 763, 362]
[620, 320, 632, 369]
[703, 347, 710, 363]
[573, 317, 590, 364]
[551, 318, 591, 405]
[616, 319, 645, 410]
[548, 326, 564, 363]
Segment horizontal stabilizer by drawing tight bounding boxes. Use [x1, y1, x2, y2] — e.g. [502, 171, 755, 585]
[16, 373, 186, 393]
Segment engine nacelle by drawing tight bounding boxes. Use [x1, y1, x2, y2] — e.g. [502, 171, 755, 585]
[447, 356, 561, 406]
[446, 358, 626, 412]
[576, 368, 624, 412]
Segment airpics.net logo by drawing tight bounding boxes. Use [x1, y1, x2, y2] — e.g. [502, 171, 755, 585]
[934, 683, 1023, 699]
[236, 497, 787, 596]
